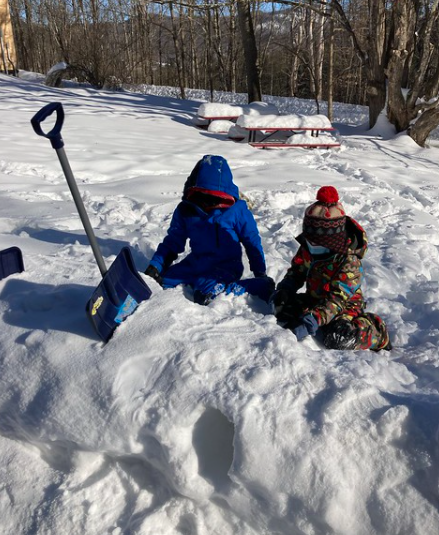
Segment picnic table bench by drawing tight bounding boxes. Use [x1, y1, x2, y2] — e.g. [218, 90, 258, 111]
[236, 113, 341, 149]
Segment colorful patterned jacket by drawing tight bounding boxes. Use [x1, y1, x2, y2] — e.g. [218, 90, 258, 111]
[278, 217, 368, 326]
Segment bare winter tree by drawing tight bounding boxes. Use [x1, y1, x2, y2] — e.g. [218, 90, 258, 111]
[9, 0, 439, 146]
[333, 0, 439, 146]
[386, 0, 439, 146]
[236, 0, 262, 102]
[326, 0, 334, 121]
[305, 0, 326, 101]
[6, 0, 345, 103]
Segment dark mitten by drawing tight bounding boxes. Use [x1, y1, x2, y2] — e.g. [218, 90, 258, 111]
[193, 290, 213, 306]
[292, 314, 318, 341]
[270, 288, 291, 316]
[144, 264, 163, 285]
[255, 273, 275, 285]
[254, 273, 276, 299]
[323, 319, 359, 350]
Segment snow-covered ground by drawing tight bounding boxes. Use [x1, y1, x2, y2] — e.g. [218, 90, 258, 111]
[1, 72, 439, 535]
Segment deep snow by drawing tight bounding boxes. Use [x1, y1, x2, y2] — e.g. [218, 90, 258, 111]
[1, 72, 439, 535]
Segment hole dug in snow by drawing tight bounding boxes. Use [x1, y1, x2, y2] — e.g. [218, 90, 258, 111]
[192, 408, 235, 491]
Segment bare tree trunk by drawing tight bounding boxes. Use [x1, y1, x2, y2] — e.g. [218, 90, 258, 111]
[228, 0, 237, 93]
[158, 4, 164, 86]
[14, 0, 35, 71]
[406, 0, 439, 145]
[8, 0, 23, 69]
[187, 0, 197, 88]
[410, 107, 439, 147]
[212, 2, 227, 91]
[0, 0, 17, 72]
[288, 11, 303, 96]
[0, 28, 7, 73]
[313, 0, 326, 101]
[306, 2, 315, 97]
[169, 2, 185, 98]
[205, 3, 214, 100]
[143, 3, 154, 84]
[365, 0, 387, 128]
[407, 0, 439, 108]
[327, 0, 334, 121]
[236, 0, 262, 102]
[257, 0, 275, 84]
[385, 0, 415, 132]
[178, 2, 187, 89]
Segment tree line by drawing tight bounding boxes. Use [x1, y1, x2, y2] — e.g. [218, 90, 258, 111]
[8, 1, 439, 146]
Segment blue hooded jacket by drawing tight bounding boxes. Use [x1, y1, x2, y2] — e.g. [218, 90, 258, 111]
[149, 155, 266, 281]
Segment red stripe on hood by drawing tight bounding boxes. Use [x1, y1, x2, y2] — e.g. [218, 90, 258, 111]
[187, 187, 236, 205]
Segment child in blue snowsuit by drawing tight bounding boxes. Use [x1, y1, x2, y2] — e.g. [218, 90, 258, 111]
[145, 155, 274, 305]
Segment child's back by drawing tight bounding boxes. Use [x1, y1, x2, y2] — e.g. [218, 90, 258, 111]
[145, 155, 273, 304]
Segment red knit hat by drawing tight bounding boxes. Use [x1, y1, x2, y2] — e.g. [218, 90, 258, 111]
[303, 186, 347, 253]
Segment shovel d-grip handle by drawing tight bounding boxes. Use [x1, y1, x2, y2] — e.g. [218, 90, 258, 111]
[31, 102, 65, 149]
[30, 101, 108, 277]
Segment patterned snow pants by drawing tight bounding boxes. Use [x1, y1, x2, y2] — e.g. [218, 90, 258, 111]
[278, 293, 391, 351]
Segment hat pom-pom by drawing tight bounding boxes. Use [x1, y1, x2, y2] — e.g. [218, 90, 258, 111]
[316, 186, 339, 204]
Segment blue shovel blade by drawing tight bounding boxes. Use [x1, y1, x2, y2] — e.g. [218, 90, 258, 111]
[0, 247, 25, 281]
[86, 247, 152, 343]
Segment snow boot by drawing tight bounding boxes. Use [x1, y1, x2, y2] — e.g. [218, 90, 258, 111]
[323, 319, 360, 350]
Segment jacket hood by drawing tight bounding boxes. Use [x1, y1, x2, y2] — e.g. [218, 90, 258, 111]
[183, 155, 239, 199]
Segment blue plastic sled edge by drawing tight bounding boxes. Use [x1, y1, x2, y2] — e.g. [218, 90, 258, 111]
[86, 247, 152, 343]
[0, 246, 25, 281]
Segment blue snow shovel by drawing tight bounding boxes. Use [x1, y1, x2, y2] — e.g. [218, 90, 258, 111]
[0, 246, 24, 281]
[31, 102, 152, 343]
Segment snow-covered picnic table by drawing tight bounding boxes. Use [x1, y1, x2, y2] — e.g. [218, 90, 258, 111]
[194, 103, 340, 148]
[235, 113, 341, 148]
[195, 101, 279, 128]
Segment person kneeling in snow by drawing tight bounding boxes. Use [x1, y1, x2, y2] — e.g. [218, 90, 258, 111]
[272, 186, 391, 351]
[144, 155, 274, 305]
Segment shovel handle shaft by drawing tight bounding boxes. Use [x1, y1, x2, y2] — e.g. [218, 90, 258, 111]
[31, 102, 108, 277]
[56, 147, 108, 277]
[31, 102, 65, 149]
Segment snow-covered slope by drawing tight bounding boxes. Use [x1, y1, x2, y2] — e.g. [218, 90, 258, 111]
[1, 73, 439, 535]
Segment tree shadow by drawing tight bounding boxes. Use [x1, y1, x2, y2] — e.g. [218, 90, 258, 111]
[2, 75, 199, 127]
[0, 278, 100, 340]
[15, 226, 147, 270]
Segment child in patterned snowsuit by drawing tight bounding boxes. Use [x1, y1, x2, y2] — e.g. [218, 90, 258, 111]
[272, 186, 391, 351]
[145, 155, 274, 305]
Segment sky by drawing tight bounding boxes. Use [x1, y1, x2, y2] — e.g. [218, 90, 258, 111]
[0, 71, 439, 535]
